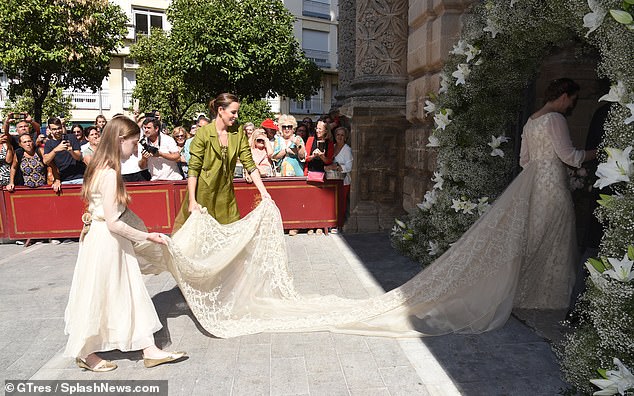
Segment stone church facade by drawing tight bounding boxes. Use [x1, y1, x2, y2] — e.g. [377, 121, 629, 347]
[337, 0, 476, 232]
[337, 0, 601, 233]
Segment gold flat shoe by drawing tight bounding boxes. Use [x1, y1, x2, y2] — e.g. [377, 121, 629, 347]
[75, 357, 117, 372]
[143, 351, 187, 368]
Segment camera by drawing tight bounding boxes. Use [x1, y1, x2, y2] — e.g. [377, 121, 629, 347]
[13, 112, 26, 120]
[140, 137, 159, 155]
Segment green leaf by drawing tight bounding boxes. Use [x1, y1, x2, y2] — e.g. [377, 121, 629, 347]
[610, 9, 634, 24]
[597, 368, 608, 379]
[628, 245, 634, 261]
[597, 194, 616, 208]
[624, 0, 634, 6]
[588, 258, 607, 273]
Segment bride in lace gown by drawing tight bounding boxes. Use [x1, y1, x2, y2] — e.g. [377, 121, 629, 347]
[136, 79, 596, 338]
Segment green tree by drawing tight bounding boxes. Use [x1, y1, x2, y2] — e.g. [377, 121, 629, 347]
[131, 0, 322, 126]
[131, 29, 207, 128]
[238, 99, 274, 127]
[0, 0, 127, 123]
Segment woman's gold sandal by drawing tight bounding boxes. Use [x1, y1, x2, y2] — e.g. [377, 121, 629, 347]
[143, 351, 187, 368]
[75, 357, 117, 372]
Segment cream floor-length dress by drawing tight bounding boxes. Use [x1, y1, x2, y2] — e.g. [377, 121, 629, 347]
[64, 169, 162, 357]
[135, 112, 583, 338]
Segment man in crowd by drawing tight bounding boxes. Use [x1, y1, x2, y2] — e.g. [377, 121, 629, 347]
[2, 112, 41, 148]
[138, 118, 183, 181]
[43, 117, 85, 184]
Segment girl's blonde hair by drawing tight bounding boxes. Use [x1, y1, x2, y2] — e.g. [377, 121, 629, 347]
[277, 114, 297, 129]
[81, 116, 139, 206]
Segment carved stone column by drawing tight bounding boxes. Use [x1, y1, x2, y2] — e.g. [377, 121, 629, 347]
[340, 0, 409, 232]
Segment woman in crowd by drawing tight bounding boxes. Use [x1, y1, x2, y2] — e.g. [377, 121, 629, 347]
[72, 124, 87, 147]
[64, 116, 185, 372]
[273, 115, 305, 177]
[324, 126, 353, 232]
[95, 115, 107, 132]
[6, 134, 61, 192]
[174, 93, 271, 229]
[295, 124, 309, 146]
[248, 128, 274, 178]
[243, 122, 255, 143]
[81, 126, 101, 165]
[304, 120, 334, 176]
[172, 126, 189, 177]
[0, 131, 14, 187]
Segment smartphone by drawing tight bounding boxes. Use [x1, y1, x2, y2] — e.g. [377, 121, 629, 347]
[62, 133, 70, 144]
[317, 140, 326, 152]
[13, 113, 26, 121]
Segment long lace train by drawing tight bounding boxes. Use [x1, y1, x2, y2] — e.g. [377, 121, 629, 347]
[133, 158, 575, 338]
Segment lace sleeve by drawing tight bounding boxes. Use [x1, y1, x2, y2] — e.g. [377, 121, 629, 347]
[546, 113, 584, 168]
[101, 169, 148, 243]
[519, 133, 529, 168]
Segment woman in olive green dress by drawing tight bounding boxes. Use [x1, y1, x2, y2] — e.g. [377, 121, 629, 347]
[174, 93, 271, 230]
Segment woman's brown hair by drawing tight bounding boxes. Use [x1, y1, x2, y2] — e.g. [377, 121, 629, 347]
[208, 93, 239, 117]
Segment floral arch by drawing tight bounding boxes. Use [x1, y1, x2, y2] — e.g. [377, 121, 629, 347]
[391, 0, 633, 393]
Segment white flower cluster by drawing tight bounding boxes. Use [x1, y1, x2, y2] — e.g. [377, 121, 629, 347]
[590, 357, 634, 395]
[487, 135, 511, 157]
[594, 146, 633, 189]
[450, 196, 490, 216]
[586, 249, 634, 284]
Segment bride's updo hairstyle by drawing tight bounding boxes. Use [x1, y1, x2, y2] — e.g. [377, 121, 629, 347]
[81, 115, 139, 206]
[544, 78, 580, 103]
[209, 93, 239, 117]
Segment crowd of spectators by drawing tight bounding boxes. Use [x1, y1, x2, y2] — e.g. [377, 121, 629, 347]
[1, 108, 353, 234]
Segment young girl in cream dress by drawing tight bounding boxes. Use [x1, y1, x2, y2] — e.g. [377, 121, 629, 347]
[64, 116, 185, 372]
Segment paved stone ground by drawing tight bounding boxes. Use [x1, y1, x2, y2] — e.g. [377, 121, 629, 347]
[0, 233, 571, 395]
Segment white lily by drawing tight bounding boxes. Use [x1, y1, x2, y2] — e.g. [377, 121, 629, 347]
[483, 18, 499, 38]
[395, 218, 407, 229]
[462, 201, 477, 214]
[426, 135, 440, 148]
[451, 199, 462, 213]
[427, 240, 440, 256]
[423, 100, 437, 114]
[417, 189, 438, 211]
[594, 146, 633, 189]
[603, 253, 634, 282]
[450, 40, 467, 56]
[599, 81, 627, 104]
[434, 109, 453, 130]
[439, 73, 450, 94]
[585, 261, 609, 288]
[625, 103, 634, 125]
[590, 358, 634, 395]
[488, 135, 510, 157]
[583, 0, 607, 37]
[477, 197, 490, 215]
[465, 44, 481, 63]
[432, 171, 444, 190]
[452, 63, 470, 85]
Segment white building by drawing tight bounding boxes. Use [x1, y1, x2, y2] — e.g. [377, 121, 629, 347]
[0, 0, 338, 123]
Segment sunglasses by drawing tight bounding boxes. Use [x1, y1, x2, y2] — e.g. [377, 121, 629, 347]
[174, 135, 186, 138]
[281, 125, 293, 130]
[256, 139, 265, 143]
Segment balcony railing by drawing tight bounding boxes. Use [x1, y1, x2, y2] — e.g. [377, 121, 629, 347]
[290, 95, 323, 115]
[64, 90, 110, 111]
[123, 89, 134, 109]
[303, 48, 331, 69]
[302, 0, 331, 19]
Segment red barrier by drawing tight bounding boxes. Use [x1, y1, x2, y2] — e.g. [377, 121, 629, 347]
[0, 177, 343, 240]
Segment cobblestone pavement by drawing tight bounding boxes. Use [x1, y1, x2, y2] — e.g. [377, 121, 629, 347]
[0, 233, 570, 395]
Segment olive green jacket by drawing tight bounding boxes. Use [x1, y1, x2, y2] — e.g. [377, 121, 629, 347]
[174, 121, 256, 229]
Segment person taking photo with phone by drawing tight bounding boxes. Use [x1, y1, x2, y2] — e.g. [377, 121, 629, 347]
[43, 117, 85, 184]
